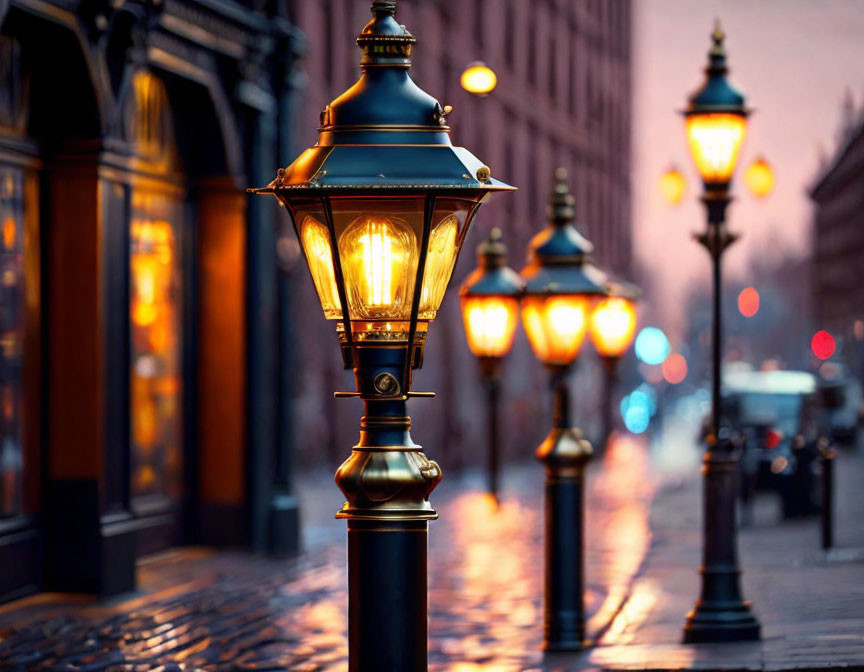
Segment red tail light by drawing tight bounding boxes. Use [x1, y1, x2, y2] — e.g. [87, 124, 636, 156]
[765, 429, 783, 450]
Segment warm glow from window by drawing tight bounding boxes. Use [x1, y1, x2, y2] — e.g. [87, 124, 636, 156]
[300, 215, 342, 319]
[338, 214, 418, 321]
[461, 295, 520, 358]
[685, 112, 747, 185]
[660, 167, 686, 205]
[589, 297, 638, 358]
[522, 295, 592, 366]
[744, 157, 775, 198]
[460, 62, 497, 96]
[419, 215, 459, 319]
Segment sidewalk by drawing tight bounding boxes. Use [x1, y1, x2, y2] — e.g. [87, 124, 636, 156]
[583, 447, 864, 672]
[0, 437, 655, 672]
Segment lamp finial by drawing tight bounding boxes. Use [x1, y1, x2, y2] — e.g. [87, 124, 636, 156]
[548, 167, 576, 225]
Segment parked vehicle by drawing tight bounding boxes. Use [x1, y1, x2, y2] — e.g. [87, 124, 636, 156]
[723, 370, 823, 520]
[817, 366, 863, 448]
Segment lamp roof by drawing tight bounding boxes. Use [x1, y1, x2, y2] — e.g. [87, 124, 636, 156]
[520, 168, 609, 296]
[252, 1, 514, 196]
[460, 228, 524, 298]
[685, 19, 748, 116]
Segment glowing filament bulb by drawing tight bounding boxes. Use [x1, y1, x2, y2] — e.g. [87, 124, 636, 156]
[685, 113, 747, 184]
[339, 214, 417, 320]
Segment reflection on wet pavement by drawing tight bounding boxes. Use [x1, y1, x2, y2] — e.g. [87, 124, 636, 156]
[0, 436, 653, 671]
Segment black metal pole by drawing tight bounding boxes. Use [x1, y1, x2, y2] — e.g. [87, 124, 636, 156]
[335, 347, 442, 671]
[348, 519, 428, 671]
[480, 357, 502, 501]
[820, 445, 835, 550]
[684, 194, 760, 643]
[599, 356, 619, 456]
[538, 366, 591, 652]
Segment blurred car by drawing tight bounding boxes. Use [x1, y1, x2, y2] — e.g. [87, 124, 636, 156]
[723, 370, 823, 520]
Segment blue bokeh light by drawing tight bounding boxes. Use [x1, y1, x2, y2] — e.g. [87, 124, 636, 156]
[635, 327, 670, 365]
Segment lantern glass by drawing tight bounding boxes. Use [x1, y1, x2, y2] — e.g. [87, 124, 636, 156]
[521, 295, 593, 366]
[685, 112, 747, 185]
[461, 295, 520, 358]
[420, 199, 475, 318]
[589, 296, 638, 358]
[298, 210, 342, 318]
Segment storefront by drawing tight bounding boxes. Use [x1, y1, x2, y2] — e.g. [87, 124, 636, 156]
[0, 0, 303, 603]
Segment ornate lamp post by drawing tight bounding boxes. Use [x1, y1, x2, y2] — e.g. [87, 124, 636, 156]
[459, 227, 524, 501]
[680, 21, 760, 643]
[520, 169, 609, 651]
[588, 283, 639, 452]
[251, 2, 513, 669]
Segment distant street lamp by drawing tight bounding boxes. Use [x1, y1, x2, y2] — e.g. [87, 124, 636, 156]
[252, 2, 514, 669]
[744, 155, 775, 198]
[460, 61, 498, 96]
[520, 168, 610, 651]
[680, 20, 761, 643]
[589, 282, 640, 452]
[660, 164, 687, 205]
[460, 228, 524, 501]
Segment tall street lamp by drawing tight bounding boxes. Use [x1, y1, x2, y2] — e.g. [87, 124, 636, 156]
[520, 168, 610, 651]
[459, 227, 524, 501]
[589, 282, 640, 453]
[681, 20, 760, 643]
[251, 2, 514, 669]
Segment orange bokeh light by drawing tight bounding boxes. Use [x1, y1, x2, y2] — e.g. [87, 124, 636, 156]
[737, 287, 759, 317]
[661, 353, 687, 384]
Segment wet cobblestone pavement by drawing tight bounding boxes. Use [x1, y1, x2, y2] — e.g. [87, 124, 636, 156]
[0, 438, 655, 672]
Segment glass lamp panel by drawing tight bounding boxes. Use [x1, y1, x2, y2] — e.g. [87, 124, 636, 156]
[521, 295, 592, 366]
[461, 295, 520, 358]
[288, 201, 342, 319]
[589, 296, 638, 358]
[332, 198, 424, 322]
[685, 112, 747, 185]
[419, 199, 475, 320]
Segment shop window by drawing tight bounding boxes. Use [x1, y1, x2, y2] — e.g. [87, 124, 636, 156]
[0, 166, 24, 517]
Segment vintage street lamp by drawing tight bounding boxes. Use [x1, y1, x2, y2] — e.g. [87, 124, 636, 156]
[251, 2, 514, 669]
[520, 168, 609, 651]
[589, 282, 640, 452]
[680, 20, 761, 643]
[459, 227, 524, 501]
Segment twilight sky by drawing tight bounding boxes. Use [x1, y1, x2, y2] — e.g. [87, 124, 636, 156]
[633, 0, 864, 339]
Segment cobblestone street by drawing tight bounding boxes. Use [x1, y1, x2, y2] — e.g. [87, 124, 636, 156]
[0, 438, 655, 672]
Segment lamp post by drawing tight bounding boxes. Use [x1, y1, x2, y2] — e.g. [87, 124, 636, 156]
[520, 168, 610, 651]
[588, 283, 639, 453]
[459, 227, 524, 501]
[251, 2, 514, 669]
[680, 21, 760, 644]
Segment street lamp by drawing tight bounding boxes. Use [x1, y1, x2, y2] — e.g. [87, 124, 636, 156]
[744, 155, 775, 198]
[680, 20, 760, 643]
[520, 168, 609, 651]
[589, 282, 640, 452]
[460, 61, 498, 96]
[251, 2, 514, 669]
[459, 227, 524, 501]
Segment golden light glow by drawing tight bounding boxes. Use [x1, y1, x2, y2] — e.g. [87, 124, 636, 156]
[2, 217, 15, 249]
[685, 112, 747, 184]
[461, 296, 520, 358]
[129, 190, 182, 500]
[589, 297, 638, 358]
[300, 215, 342, 318]
[419, 215, 459, 319]
[744, 156, 775, 198]
[338, 214, 418, 320]
[460, 62, 497, 96]
[521, 295, 592, 366]
[660, 167, 686, 205]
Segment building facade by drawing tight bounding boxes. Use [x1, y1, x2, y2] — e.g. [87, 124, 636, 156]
[810, 111, 864, 381]
[284, 0, 634, 470]
[0, 0, 305, 603]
